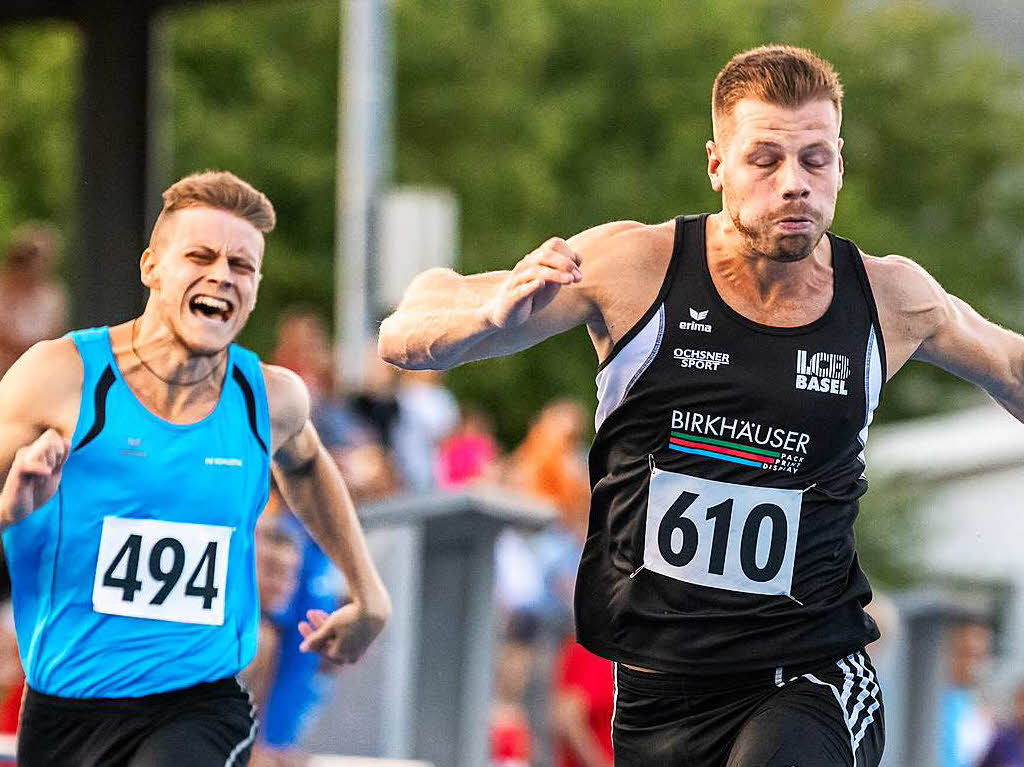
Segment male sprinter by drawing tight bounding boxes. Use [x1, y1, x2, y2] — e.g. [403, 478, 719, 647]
[379, 45, 1024, 766]
[0, 171, 391, 767]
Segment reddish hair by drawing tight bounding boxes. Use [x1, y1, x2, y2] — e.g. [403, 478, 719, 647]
[713, 45, 843, 124]
[156, 170, 276, 234]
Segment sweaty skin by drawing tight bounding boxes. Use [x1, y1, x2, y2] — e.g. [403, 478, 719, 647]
[0, 206, 390, 667]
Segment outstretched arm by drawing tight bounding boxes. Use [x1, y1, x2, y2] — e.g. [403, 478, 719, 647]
[868, 254, 1024, 420]
[379, 221, 659, 370]
[265, 364, 390, 664]
[378, 235, 591, 370]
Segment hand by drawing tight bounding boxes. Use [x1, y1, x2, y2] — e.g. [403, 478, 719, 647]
[485, 237, 582, 329]
[297, 602, 388, 666]
[0, 428, 69, 528]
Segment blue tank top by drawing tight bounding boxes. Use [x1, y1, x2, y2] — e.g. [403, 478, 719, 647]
[2, 327, 271, 697]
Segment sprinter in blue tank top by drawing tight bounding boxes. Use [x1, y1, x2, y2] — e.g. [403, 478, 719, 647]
[0, 170, 390, 767]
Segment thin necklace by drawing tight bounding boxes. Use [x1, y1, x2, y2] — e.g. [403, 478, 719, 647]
[130, 319, 226, 387]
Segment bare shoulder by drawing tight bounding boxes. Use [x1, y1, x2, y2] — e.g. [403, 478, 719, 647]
[862, 252, 948, 324]
[260, 363, 311, 445]
[862, 251, 952, 376]
[0, 336, 82, 434]
[569, 219, 674, 275]
[573, 219, 675, 345]
[0, 336, 82, 402]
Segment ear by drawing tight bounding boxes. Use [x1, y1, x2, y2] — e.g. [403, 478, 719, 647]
[837, 137, 845, 192]
[707, 140, 724, 193]
[140, 248, 160, 290]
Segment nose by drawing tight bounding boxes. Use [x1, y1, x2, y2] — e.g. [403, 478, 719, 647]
[206, 255, 233, 286]
[779, 158, 811, 200]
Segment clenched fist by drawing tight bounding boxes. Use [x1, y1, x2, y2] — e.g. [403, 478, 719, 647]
[484, 237, 583, 329]
[0, 428, 70, 529]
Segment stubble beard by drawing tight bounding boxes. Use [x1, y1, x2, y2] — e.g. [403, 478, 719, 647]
[728, 207, 825, 263]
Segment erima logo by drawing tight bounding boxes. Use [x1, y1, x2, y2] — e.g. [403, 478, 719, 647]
[205, 457, 243, 467]
[796, 350, 850, 395]
[679, 307, 712, 333]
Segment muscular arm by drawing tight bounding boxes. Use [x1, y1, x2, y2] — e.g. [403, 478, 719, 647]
[264, 365, 390, 638]
[867, 254, 1024, 420]
[0, 338, 81, 531]
[378, 221, 654, 370]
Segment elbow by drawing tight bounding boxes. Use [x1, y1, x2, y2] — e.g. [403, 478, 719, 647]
[377, 316, 452, 371]
[377, 316, 424, 370]
[376, 316, 409, 368]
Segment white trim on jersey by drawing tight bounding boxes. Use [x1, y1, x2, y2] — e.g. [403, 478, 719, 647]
[594, 305, 665, 433]
[857, 325, 883, 473]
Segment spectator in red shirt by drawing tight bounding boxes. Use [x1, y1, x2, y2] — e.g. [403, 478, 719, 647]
[551, 639, 614, 767]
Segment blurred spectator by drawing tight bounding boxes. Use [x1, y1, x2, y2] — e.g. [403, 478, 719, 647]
[501, 399, 591, 632]
[437, 406, 500, 488]
[271, 308, 375, 450]
[391, 368, 458, 491]
[250, 489, 343, 767]
[350, 342, 402, 448]
[245, 501, 304, 729]
[550, 639, 614, 767]
[978, 680, 1024, 767]
[491, 623, 537, 767]
[940, 620, 995, 767]
[0, 600, 22, 736]
[271, 311, 400, 508]
[0, 224, 68, 376]
[507, 400, 590, 527]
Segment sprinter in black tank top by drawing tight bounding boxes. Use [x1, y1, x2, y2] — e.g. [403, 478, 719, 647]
[380, 46, 1024, 767]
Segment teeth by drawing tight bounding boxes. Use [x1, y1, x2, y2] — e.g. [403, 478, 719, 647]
[192, 295, 231, 312]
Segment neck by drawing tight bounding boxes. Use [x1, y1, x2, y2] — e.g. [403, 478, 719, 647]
[705, 211, 832, 303]
[113, 318, 227, 421]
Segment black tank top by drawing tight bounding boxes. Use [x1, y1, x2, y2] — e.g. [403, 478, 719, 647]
[576, 214, 884, 675]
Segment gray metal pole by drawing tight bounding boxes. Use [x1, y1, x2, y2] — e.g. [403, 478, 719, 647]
[336, 0, 392, 388]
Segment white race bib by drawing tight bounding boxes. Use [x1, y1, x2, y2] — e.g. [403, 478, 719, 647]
[643, 467, 802, 596]
[92, 517, 233, 625]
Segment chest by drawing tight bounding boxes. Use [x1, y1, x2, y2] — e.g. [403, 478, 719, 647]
[67, 385, 269, 528]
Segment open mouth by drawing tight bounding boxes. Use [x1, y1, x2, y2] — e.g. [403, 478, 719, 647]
[189, 294, 235, 323]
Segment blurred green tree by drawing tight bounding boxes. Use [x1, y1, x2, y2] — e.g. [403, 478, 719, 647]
[0, 22, 78, 261]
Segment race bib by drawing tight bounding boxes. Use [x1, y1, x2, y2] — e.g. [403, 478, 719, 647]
[643, 467, 802, 596]
[92, 517, 233, 625]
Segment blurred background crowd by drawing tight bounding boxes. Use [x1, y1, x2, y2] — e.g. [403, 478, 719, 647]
[1, 0, 1024, 765]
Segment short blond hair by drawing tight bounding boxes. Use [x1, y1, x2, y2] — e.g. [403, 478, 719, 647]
[157, 170, 276, 234]
[713, 45, 843, 124]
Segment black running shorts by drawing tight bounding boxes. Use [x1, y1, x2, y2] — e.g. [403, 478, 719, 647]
[17, 676, 257, 767]
[612, 649, 884, 767]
